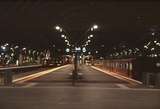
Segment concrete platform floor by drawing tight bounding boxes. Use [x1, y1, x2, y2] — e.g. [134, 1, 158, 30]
[0, 65, 160, 109]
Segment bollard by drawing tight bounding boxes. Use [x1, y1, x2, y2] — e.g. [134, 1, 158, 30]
[5, 70, 13, 85]
[0, 72, 5, 85]
[145, 72, 156, 88]
[155, 73, 160, 88]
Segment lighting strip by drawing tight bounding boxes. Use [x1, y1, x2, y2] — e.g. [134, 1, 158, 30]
[13, 65, 70, 83]
[91, 66, 143, 85]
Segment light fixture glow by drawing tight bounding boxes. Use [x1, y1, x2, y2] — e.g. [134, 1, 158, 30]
[55, 26, 60, 30]
[61, 34, 65, 38]
[90, 35, 93, 37]
[1, 46, 6, 50]
[93, 24, 98, 29]
[65, 40, 68, 42]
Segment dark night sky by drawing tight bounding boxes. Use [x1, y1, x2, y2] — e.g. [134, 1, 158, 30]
[0, 1, 160, 49]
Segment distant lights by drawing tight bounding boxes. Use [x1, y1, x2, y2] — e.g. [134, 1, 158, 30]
[55, 25, 71, 47]
[147, 42, 151, 46]
[82, 47, 86, 53]
[154, 40, 157, 43]
[53, 44, 56, 47]
[60, 28, 63, 32]
[144, 45, 148, 49]
[84, 24, 98, 46]
[151, 47, 155, 51]
[67, 42, 71, 47]
[156, 63, 160, 67]
[1, 46, 6, 50]
[65, 48, 70, 53]
[135, 48, 140, 51]
[14, 45, 19, 49]
[155, 54, 158, 57]
[88, 40, 91, 43]
[4, 43, 9, 46]
[149, 54, 158, 58]
[11, 53, 14, 57]
[90, 34, 93, 37]
[75, 47, 81, 51]
[151, 32, 155, 36]
[101, 45, 105, 47]
[156, 42, 160, 46]
[65, 40, 68, 42]
[10, 48, 14, 51]
[91, 28, 94, 31]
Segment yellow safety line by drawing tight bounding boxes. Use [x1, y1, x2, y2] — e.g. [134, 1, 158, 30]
[13, 64, 70, 83]
[91, 66, 143, 85]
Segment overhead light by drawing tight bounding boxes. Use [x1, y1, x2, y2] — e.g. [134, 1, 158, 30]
[1, 46, 5, 50]
[151, 48, 155, 51]
[93, 24, 98, 29]
[144, 45, 148, 49]
[91, 28, 94, 31]
[61, 34, 65, 38]
[67, 42, 70, 46]
[90, 35, 93, 37]
[65, 40, 68, 42]
[154, 40, 157, 43]
[86, 42, 89, 45]
[55, 26, 60, 30]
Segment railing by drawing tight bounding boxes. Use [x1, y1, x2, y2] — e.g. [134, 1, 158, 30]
[0, 65, 42, 71]
[0, 64, 43, 86]
[93, 57, 160, 88]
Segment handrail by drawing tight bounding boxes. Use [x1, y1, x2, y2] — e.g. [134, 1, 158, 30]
[0, 64, 42, 71]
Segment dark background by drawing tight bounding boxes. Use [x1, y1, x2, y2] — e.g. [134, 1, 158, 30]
[0, 1, 160, 50]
